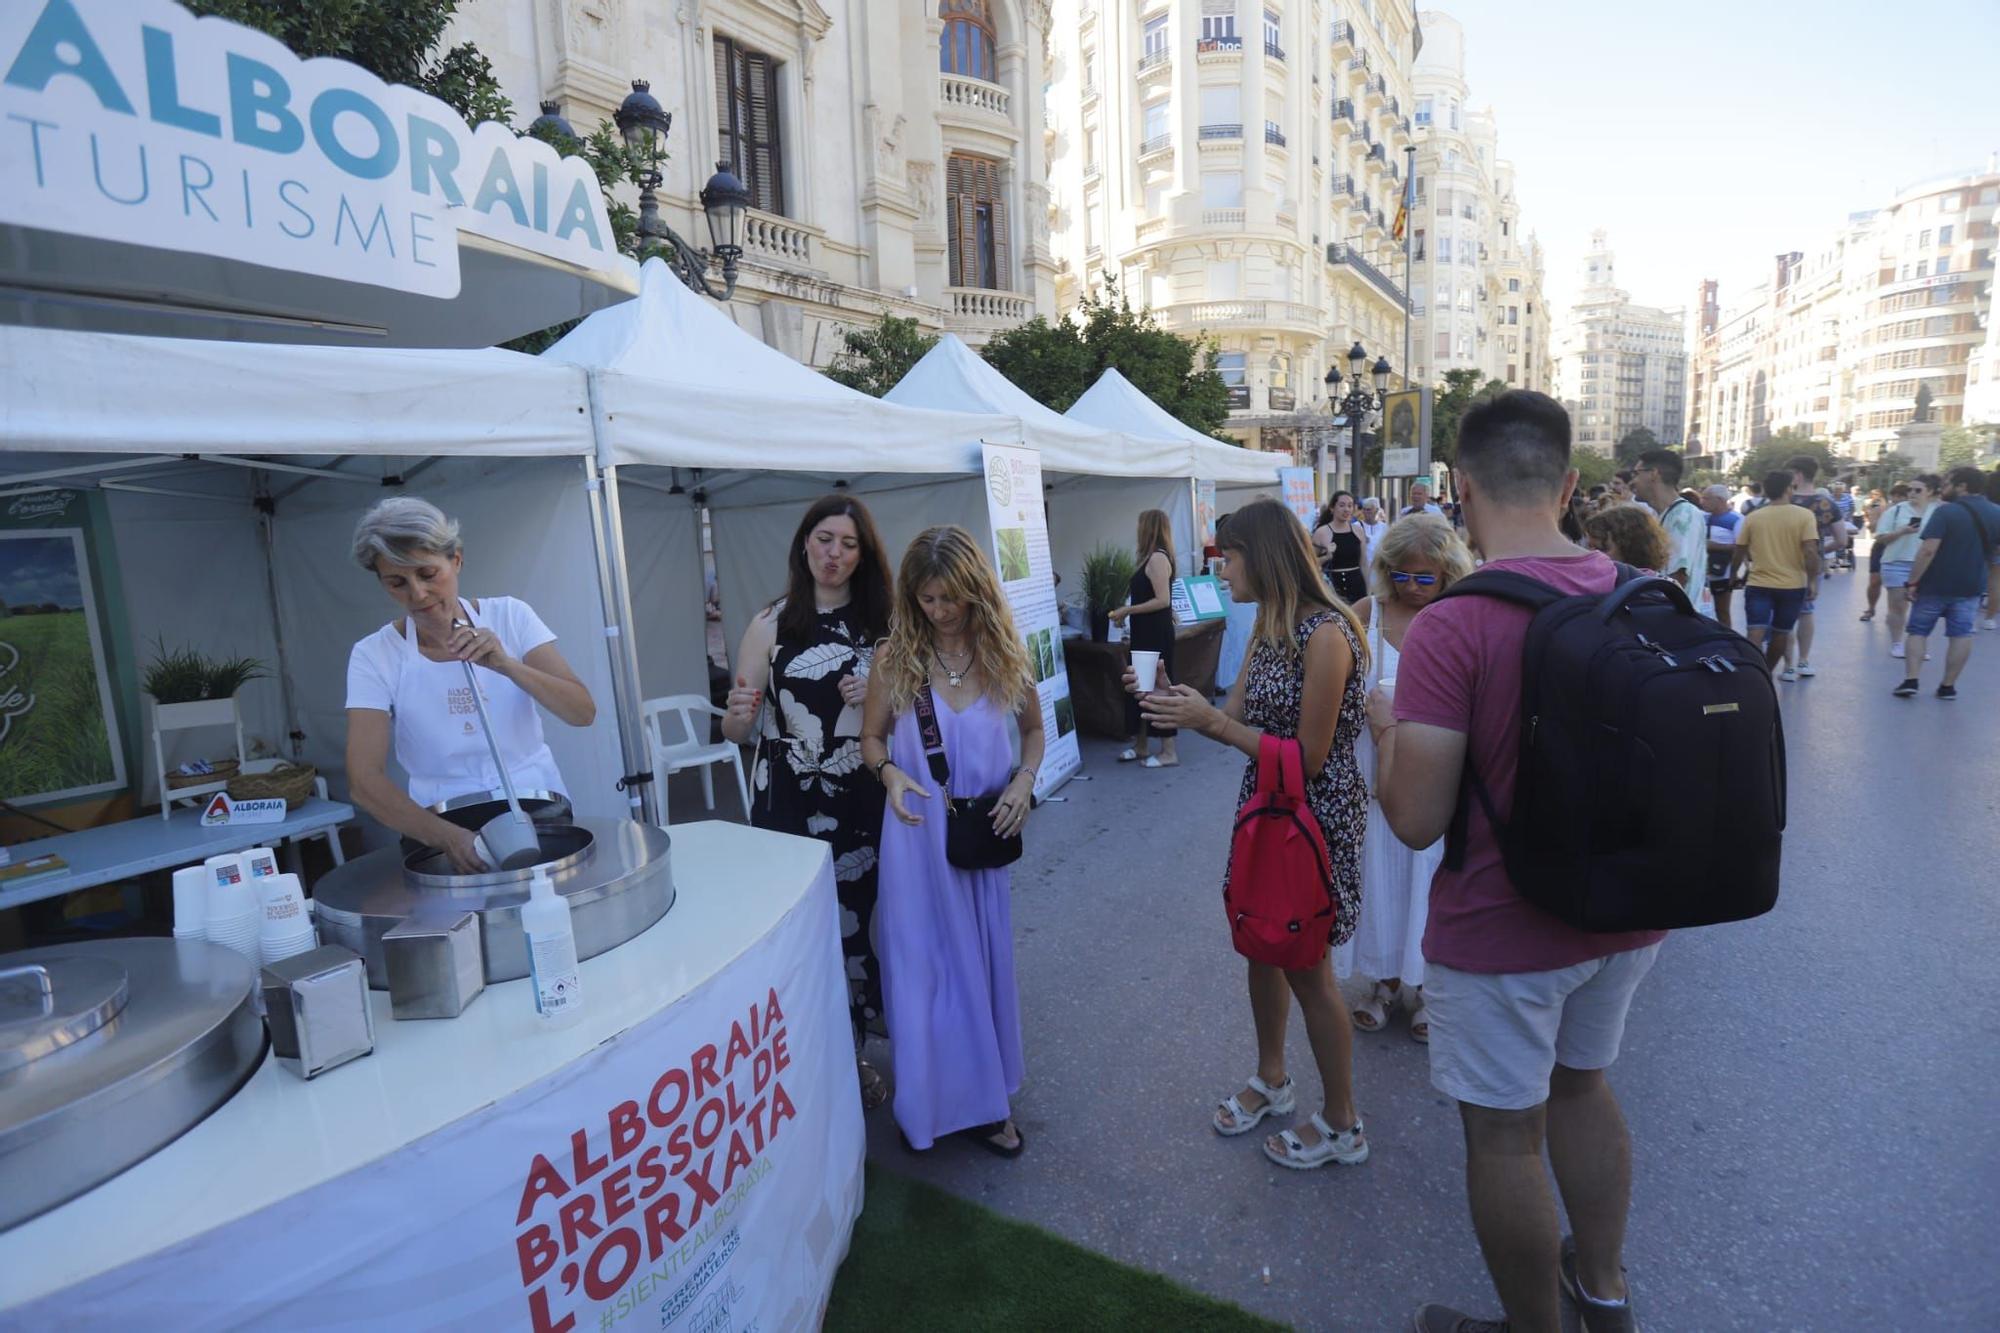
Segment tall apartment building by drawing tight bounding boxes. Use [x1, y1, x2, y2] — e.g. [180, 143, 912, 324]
[1554, 231, 1687, 454]
[1405, 12, 1549, 393]
[1046, 0, 1420, 456]
[449, 0, 1057, 361]
[1686, 166, 2000, 467]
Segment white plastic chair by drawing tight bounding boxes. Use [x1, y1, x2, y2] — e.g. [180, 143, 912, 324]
[641, 695, 751, 823]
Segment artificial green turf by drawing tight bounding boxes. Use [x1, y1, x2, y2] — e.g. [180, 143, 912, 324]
[825, 1165, 1287, 1331]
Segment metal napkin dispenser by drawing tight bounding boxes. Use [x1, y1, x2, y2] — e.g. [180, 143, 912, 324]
[261, 945, 375, 1079]
[382, 910, 485, 1020]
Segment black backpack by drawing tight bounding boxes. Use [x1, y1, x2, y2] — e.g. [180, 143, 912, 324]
[1432, 565, 1784, 933]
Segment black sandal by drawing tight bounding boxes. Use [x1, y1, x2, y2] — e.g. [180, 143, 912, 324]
[858, 1059, 890, 1112]
[959, 1120, 1026, 1159]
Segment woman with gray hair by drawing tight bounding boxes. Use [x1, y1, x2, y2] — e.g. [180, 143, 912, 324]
[345, 497, 596, 872]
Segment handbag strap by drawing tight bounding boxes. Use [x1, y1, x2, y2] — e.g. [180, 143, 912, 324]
[1255, 734, 1305, 798]
[911, 686, 952, 796]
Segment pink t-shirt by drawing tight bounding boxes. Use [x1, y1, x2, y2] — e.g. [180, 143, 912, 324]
[1394, 550, 1669, 974]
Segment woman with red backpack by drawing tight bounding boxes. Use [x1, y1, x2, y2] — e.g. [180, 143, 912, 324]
[1132, 498, 1372, 1170]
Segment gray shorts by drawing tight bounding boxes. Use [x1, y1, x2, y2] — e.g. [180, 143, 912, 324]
[1425, 944, 1663, 1111]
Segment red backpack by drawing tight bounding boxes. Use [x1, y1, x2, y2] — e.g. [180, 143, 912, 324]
[1225, 735, 1336, 970]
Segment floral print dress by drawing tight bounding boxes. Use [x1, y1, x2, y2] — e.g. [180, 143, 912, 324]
[1224, 610, 1367, 946]
[752, 605, 886, 1040]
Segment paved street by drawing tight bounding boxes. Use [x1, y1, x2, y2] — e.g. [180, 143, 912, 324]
[861, 565, 2000, 1331]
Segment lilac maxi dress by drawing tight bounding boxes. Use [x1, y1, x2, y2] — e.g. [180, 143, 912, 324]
[873, 692, 1025, 1149]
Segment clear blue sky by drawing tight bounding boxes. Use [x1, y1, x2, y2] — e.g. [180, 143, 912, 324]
[1429, 0, 2000, 323]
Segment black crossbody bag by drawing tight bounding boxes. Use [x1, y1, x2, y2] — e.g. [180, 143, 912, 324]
[912, 686, 1024, 871]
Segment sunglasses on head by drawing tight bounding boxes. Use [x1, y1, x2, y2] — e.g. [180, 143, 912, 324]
[1390, 570, 1439, 586]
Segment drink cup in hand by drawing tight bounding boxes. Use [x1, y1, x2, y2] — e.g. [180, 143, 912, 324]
[1131, 650, 1161, 694]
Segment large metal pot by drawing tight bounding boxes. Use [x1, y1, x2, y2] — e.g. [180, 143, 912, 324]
[0, 938, 265, 1233]
[313, 818, 673, 989]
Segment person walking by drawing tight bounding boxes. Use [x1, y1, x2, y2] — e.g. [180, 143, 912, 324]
[1700, 485, 1742, 629]
[1368, 391, 1665, 1333]
[1893, 466, 2000, 701]
[1984, 466, 2000, 630]
[723, 495, 895, 1108]
[1336, 514, 1472, 1043]
[1134, 498, 1371, 1171]
[1873, 476, 1937, 659]
[1311, 491, 1372, 605]
[1732, 471, 1821, 675]
[1631, 449, 1709, 615]
[861, 526, 1043, 1156]
[1786, 454, 1841, 677]
[1861, 482, 1906, 623]
[1108, 509, 1180, 768]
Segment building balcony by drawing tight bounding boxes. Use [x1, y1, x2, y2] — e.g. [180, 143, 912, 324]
[1199, 123, 1244, 142]
[1265, 124, 1287, 147]
[1136, 216, 1169, 241]
[1138, 49, 1171, 77]
[1330, 19, 1356, 51]
[1331, 173, 1355, 197]
[1157, 299, 1324, 335]
[1200, 207, 1246, 227]
[1383, 94, 1400, 119]
[1364, 74, 1388, 107]
[1139, 133, 1172, 160]
[1332, 97, 1355, 122]
[1264, 41, 1286, 61]
[946, 287, 1034, 334]
[1196, 34, 1243, 60]
[1328, 242, 1407, 309]
[939, 74, 1013, 132]
[742, 210, 819, 268]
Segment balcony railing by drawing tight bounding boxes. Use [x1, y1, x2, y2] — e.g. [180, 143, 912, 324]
[743, 210, 816, 266]
[1162, 299, 1322, 329]
[1138, 48, 1170, 74]
[1327, 242, 1408, 308]
[1139, 133, 1172, 157]
[1265, 124, 1287, 147]
[1083, 161, 1101, 179]
[1384, 95, 1400, 118]
[1368, 142, 1386, 161]
[1264, 41, 1286, 61]
[1366, 74, 1388, 100]
[1196, 34, 1242, 55]
[1331, 174, 1354, 196]
[947, 288, 1033, 327]
[1330, 19, 1356, 47]
[940, 73, 1012, 123]
[1200, 208, 1246, 227]
[1332, 97, 1354, 121]
[1199, 123, 1244, 141]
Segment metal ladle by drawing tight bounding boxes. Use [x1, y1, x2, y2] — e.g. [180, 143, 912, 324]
[452, 619, 542, 871]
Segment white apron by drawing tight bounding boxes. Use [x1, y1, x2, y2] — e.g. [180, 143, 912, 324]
[390, 598, 565, 808]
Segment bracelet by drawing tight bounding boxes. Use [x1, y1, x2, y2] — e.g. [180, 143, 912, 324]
[871, 757, 894, 782]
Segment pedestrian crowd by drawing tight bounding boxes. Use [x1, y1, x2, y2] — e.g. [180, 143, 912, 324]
[710, 391, 1998, 1333]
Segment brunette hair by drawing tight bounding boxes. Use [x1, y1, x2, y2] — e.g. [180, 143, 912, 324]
[772, 495, 893, 645]
[1136, 508, 1174, 563]
[1583, 503, 1670, 572]
[1217, 499, 1367, 669]
[874, 526, 1034, 714]
[1368, 514, 1474, 601]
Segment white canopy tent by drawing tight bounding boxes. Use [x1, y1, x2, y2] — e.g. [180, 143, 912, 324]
[0, 325, 645, 839]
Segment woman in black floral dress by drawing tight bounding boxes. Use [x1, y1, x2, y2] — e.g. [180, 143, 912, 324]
[1136, 499, 1370, 1172]
[723, 495, 894, 1107]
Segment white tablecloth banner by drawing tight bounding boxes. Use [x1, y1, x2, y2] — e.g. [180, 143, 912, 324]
[15, 859, 863, 1332]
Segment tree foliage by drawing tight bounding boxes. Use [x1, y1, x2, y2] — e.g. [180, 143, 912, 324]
[1735, 429, 1840, 484]
[1429, 369, 1507, 477]
[981, 286, 1231, 437]
[1939, 424, 1998, 471]
[1571, 449, 1617, 491]
[824, 315, 939, 397]
[1615, 426, 1661, 465]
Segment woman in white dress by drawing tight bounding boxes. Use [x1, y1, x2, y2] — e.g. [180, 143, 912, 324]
[1335, 514, 1473, 1041]
[345, 497, 596, 872]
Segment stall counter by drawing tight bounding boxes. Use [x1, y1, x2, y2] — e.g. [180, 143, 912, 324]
[0, 821, 863, 1332]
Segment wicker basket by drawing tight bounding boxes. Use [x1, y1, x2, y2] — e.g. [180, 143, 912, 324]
[228, 761, 317, 810]
[165, 758, 240, 790]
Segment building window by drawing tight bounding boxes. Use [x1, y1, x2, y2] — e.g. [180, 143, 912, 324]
[1142, 99, 1171, 151]
[1435, 332, 1451, 358]
[1437, 236, 1452, 262]
[1415, 95, 1432, 126]
[1448, 98, 1459, 130]
[1508, 277, 1520, 292]
[1217, 351, 1247, 385]
[1263, 7, 1282, 54]
[1201, 0, 1237, 40]
[715, 36, 785, 215]
[939, 0, 997, 81]
[1939, 224, 1954, 245]
[1143, 13, 1169, 57]
[946, 152, 1009, 290]
[1918, 228, 1932, 247]
[1507, 305, 1518, 324]
[1270, 353, 1291, 389]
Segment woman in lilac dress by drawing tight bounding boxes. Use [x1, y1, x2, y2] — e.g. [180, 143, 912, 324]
[860, 526, 1044, 1157]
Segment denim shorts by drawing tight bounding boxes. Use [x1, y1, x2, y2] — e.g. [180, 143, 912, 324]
[1882, 559, 1915, 590]
[1744, 585, 1807, 632]
[1906, 594, 1980, 639]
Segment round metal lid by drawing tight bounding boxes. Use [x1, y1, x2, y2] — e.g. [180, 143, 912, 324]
[0, 956, 130, 1075]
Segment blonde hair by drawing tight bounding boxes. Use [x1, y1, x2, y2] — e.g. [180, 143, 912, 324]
[1218, 499, 1368, 671]
[875, 526, 1034, 715]
[1368, 514, 1475, 601]
[1136, 508, 1174, 563]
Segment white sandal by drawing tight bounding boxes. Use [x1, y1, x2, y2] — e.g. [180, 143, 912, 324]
[1118, 748, 1145, 763]
[1263, 1112, 1370, 1170]
[1352, 980, 1396, 1032]
[1213, 1075, 1294, 1136]
[1407, 991, 1430, 1044]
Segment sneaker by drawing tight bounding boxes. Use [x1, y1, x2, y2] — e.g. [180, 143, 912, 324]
[1937, 685, 1958, 701]
[1561, 1236, 1640, 1332]
[1413, 1303, 1510, 1333]
[1891, 641, 1906, 659]
[1893, 678, 1920, 698]
[1796, 661, 1816, 677]
[1778, 667, 1798, 682]
[1983, 618, 1997, 631]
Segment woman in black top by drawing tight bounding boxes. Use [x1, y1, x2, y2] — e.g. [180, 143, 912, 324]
[722, 494, 894, 1108]
[1311, 492, 1370, 605]
[1109, 508, 1179, 768]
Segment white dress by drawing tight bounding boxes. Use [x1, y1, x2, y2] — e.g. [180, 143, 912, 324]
[1334, 607, 1443, 986]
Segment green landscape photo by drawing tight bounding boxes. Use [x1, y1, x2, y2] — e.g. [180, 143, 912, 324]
[0, 533, 124, 803]
[995, 527, 1032, 583]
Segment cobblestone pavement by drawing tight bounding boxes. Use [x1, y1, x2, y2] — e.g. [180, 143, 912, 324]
[861, 566, 2000, 1331]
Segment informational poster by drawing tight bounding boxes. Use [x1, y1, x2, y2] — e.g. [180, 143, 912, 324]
[1379, 388, 1431, 478]
[0, 527, 128, 804]
[1172, 576, 1229, 625]
[981, 444, 1082, 799]
[1279, 467, 1318, 528]
[1194, 480, 1217, 549]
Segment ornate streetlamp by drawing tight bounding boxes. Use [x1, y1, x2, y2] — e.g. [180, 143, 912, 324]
[1327, 342, 1393, 499]
[613, 80, 752, 300]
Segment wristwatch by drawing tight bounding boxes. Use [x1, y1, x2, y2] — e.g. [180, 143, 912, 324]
[871, 756, 894, 782]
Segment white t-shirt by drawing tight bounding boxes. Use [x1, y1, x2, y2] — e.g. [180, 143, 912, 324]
[1657, 497, 1711, 617]
[346, 595, 566, 807]
[1876, 500, 1929, 564]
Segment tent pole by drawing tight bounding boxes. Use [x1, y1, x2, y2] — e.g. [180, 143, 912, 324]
[255, 478, 305, 761]
[582, 453, 659, 825]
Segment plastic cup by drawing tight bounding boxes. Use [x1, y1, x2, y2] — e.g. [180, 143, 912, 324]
[172, 865, 210, 937]
[1131, 650, 1161, 693]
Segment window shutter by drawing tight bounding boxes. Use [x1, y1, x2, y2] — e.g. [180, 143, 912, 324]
[713, 38, 737, 178]
[745, 52, 783, 215]
[988, 165, 1010, 291]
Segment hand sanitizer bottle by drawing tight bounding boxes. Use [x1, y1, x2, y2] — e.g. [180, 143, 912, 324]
[521, 868, 583, 1027]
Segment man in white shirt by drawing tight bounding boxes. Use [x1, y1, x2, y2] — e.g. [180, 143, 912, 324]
[1359, 496, 1390, 547]
[1402, 480, 1444, 518]
[1876, 473, 1938, 659]
[1631, 449, 1709, 615]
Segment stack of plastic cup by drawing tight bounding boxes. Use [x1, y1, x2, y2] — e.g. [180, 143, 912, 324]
[257, 871, 317, 966]
[171, 865, 209, 940]
[202, 853, 262, 963]
[240, 846, 280, 882]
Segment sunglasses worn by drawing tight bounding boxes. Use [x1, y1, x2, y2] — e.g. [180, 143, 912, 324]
[1390, 571, 1439, 586]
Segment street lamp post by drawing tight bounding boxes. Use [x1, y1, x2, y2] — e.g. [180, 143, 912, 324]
[1327, 342, 1394, 499]
[613, 80, 752, 300]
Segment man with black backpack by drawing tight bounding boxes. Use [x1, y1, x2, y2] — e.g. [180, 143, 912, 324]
[1371, 391, 1783, 1333]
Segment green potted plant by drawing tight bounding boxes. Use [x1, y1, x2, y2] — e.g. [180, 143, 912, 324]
[143, 643, 268, 729]
[1082, 543, 1137, 643]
